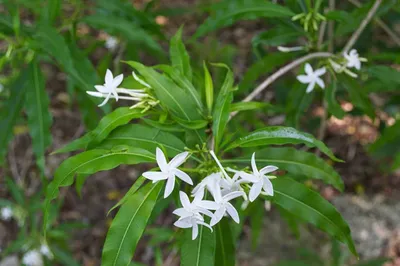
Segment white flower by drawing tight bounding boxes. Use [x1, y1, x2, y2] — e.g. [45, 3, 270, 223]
[1, 207, 13, 221]
[297, 63, 326, 93]
[39, 244, 53, 259]
[143, 148, 193, 198]
[239, 153, 278, 202]
[191, 172, 222, 198]
[277, 46, 304, 52]
[198, 182, 245, 226]
[173, 191, 214, 220]
[87, 69, 123, 106]
[174, 215, 213, 240]
[22, 250, 43, 266]
[344, 49, 367, 70]
[105, 36, 118, 51]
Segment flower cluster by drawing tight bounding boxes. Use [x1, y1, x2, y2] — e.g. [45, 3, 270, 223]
[142, 148, 278, 240]
[22, 244, 53, 266]
[87, 69, 158, 110]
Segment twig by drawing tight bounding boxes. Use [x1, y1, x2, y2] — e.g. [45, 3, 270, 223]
[318, 20, 327, 49]
[342, 0, 383, 53]
[229, 52, 333, 119]
[348, 0, 400, 47]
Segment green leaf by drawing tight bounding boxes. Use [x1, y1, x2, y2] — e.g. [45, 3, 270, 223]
[126, 61, 203, 122]
[226, 127, 343, 162]
[204, 62, 214, 113]
[252, 27, 303, 48]
[44, 147, 155, 233]
[158, 65, 203, 111]
[212, 64, 234, 152]
[369, 121, 400, 158]
[215, 219, 235, 266]
[101, 182, 162, 266]
[170, 27, 192, 81]
[223, 147, 344, 191]
[0, 70, 28, 164]
[229, 101, 271, 112]
[25, 60, 52, 174]
[181, 224, 216, 266]
[271, 177, 357, 257]
[325, 82, 345, 119]
[249, 200, 264, 250]
[142, 118, 185, 133]
[107, 176, 146, 216]
[193, 0, 294, 39]
[98, 124, 186, 157]
[54, 108, 146, 154]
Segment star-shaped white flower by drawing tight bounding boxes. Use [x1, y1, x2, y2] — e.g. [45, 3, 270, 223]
[239, 153, 278, 202]
[191, 172, 222, 198]
[344, 49, 367, 70]
[173, 191, 214, 220]
[22, 250, 43, 266]
[143, 148, 193, 198]
[87, 69, 123, 106]
[198, 182, 245, 226]
[1, 207, 13, 221]
[297, 63, 326, 93]
[174, 214, 213, 240]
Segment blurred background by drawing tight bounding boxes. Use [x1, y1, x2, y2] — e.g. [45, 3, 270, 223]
[0, 0, 400, 265]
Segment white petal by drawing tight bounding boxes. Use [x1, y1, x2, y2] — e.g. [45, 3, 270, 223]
[95, 85, 108, 93]
[223, 191, 245, 202]
[297, 75, 312, 84]
[314, 67, 326, 76]
[355, 61, 361, 70]
[304, 63, 313, 75]
[179, 191, 191, 209]
[196, 200, 220, 210]
[262, 177, 274, 196]
[197, 208, 215, 218]
[251, 153, 259, 175]
[249, 181, 263, 202]
[174, 218, 192, 228]
[174, 169, 193, 185]
[87, 91, 103, 98]
[210, 207, 225, 226]
[169, 152, 189, 168]
[142, 171, 167, 181]
[315, 77, 325, 89]
[306, 82, 315, 93]
[238, 172, 259, 183]
[164, 176, 175, 198]
[210, 182, 222, 203]
[225, 202, 240, 223]
[192, 222, 199, 240]
[259, 165, 278, 176]
[111, 74, 124, 88]
[98, 93, 111, 106]
[173, 208, 192, 218]
[105, 69, 113, 85]
[197, 220, 213, 232]
[156, 147, 168, 172]
[193, 187, 205, 202]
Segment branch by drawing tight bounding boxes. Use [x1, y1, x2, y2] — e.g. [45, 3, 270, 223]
[342, 0, 383, 53]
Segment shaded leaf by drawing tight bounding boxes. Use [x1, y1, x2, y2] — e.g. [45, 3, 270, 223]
[170, 27, 192, 81]
[181, 224, 216, 266]
[215, 219, 235, 266]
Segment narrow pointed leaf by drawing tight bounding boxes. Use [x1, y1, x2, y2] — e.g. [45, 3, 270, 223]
[223, 147, 344, 191]
[25, 61, 53, 174]
[101, 182, 162, 266]
[226, 127, 343, 162]
[0, 70, 28, 163]
[325, 81, 345, 119]
[215, 220, 235, 266]
[271, 177, 357, 257]
[170, 27, 192, 81]
[181, 224, 216, 266]
[54, 108, 146, 154]
[44, 147, 155, 232]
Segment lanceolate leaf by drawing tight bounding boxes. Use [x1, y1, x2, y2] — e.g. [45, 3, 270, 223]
[101, 182, 162, 266]
[126, 61, 202, 122]
[44, 147, 155, 232]
[0, 70, 28, 164]
[215, 219, 235, 266]
[226, 127, 343, 162]
[181, 224, 216, 266]
[25, 60, 52, 174]
[54, 108, 146, 154]
[325, 82, 345, 119]
[270, 177, 357, 257]
[223, 147, 344, 191]
[170, 27, 192, 81]
[98, 124, 186, 156]
[193, 0, 294, 39]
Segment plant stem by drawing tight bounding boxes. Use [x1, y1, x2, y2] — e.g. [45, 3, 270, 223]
[230, 52, 332, 119]
[342, 0, 383, 54]
[347, 0, 400, 47]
